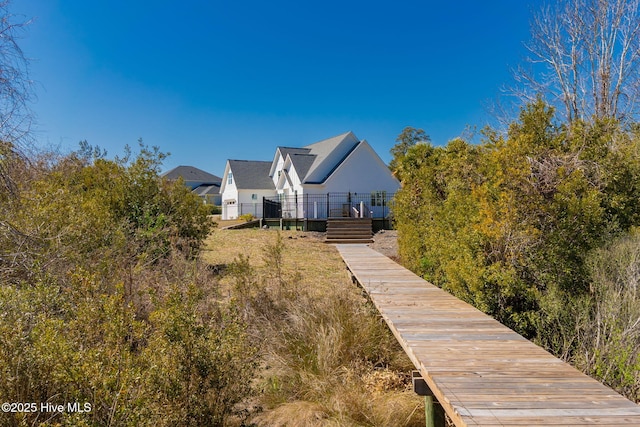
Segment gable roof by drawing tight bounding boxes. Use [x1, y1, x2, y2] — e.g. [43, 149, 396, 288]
[278, 147, 312, 158]
[287, 153, 317, 181]
[298, 131, 361, 184]
[193, 184, 221, 196]
[269, 146, 311, 177]
[228, 160, 275, 190]
[162, 165, 221, 184]
[224, 131, 382, 193]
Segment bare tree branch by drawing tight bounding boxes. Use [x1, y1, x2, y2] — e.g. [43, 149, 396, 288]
[508, 0, 640, 124]
[0, 0, 33, 197]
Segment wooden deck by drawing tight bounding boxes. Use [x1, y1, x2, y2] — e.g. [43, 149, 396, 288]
[335, 244, 640, 427]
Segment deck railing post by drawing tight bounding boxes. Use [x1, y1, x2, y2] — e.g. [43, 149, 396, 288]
[326, 193, 330, 218]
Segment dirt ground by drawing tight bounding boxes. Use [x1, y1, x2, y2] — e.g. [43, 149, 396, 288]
[369, 229, 399, 259]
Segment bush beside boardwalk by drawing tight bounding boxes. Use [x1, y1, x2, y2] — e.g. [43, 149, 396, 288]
[391, 103, 640, 403]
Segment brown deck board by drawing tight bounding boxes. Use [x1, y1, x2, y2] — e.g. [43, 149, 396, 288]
[336, 244, 640, 427]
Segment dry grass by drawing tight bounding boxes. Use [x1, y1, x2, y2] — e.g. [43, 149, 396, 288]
[201, 228, 424, 426]
[202, 228, 346, 291]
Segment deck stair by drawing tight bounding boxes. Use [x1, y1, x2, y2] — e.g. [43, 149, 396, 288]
[325, 218, 373, 244]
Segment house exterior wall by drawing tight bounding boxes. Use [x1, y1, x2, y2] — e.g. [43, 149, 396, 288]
[236, 189, 276, 218]
[315, 142, 398, 218]
[271, 152, 286, 187]
[321, 141, 400, 194]
[286, 163, 305, 194]
[274, 158, 305, 194]
[265, 142, 399, 219]
[220, 165, 238, 220]
[202, 193, 222, 206]
[221, 192, 237, 219]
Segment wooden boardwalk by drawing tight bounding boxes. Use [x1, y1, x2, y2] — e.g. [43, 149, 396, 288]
[336, 244, 640, 427]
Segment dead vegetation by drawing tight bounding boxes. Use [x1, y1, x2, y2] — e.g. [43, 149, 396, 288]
[203, 228, 424, 426]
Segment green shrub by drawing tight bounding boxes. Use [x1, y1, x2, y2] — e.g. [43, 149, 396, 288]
[206, 204, 222, 215]
[238, 213, 255, 222]
[0, 143, 254, 426]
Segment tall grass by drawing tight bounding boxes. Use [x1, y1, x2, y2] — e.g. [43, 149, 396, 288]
[220, 231, 424, 426]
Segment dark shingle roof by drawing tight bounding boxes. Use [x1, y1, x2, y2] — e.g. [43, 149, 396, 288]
[288, 153, 316, 180]
[228, 160, 275, 190]
[300, 131, 360, 183]
[193, 184, 221, 196]
[278, 147, 311, 158]
[162, 165, 222, 184]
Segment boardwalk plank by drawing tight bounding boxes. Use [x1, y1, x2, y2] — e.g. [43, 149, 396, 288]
[336, 244, 640, 427]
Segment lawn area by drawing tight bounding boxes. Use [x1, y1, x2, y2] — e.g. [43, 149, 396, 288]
[202, 228, 346, 290]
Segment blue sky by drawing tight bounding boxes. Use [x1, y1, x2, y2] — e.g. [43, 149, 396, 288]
[17, 1, 540, 176]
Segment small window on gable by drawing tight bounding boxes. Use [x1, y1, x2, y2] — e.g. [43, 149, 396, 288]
[227, 172, 233, 185]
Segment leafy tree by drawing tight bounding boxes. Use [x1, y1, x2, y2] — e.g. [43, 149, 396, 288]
[389, 126, 430, 179]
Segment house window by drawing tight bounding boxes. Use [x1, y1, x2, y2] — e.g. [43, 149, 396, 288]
[251, 193, 257, 200]
[227, 172, 233, 185]
[370, 191, 387, 207]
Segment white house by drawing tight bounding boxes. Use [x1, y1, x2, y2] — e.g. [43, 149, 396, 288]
[220, 160, 275, 220]
[220, 132, 400, 220]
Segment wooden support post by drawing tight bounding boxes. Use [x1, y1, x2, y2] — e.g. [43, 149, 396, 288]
[425, 396, 435, 427]
[412, 371, 445, 427]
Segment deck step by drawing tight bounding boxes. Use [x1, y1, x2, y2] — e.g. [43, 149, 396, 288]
[328, 229, 372, 235]
[325, 238, 373, 244]
[327, 221, 371, 228]
[325, 218, 372, 244]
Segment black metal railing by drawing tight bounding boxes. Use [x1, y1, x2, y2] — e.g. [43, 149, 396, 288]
[260, 192, 394, 219]
[237, 203, 263, 218]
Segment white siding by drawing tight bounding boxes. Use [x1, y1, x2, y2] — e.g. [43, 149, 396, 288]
[237, 189, 276, 218]
[321, 141, 400, 194]
[271, 152, 286, 187]
[288, 163, 305, 194]
[220, 163, 239, 220]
